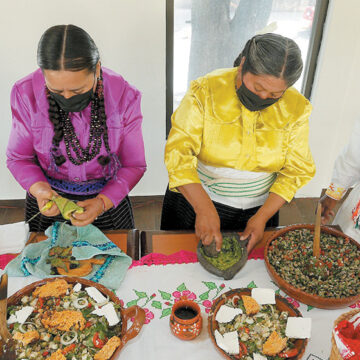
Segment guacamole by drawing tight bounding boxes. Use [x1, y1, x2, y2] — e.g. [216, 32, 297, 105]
[200, 235, 243, 270]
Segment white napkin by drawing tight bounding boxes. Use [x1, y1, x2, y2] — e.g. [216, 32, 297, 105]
[0, 221, 29, 255]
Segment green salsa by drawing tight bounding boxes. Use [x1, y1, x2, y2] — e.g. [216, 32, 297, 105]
[200, 236, 243, 270]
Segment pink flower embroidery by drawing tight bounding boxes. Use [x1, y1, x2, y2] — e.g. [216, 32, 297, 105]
[144, 308, 155, 324]
[202, 300, 214, 313]
[172, 290, 197, 302]
[350, 301, 360, 309]
[286, 297, 300, 308]
[119, 299, 124, 307]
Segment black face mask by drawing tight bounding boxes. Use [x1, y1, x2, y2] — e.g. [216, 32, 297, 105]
[50, 81, 95, 113]
[236, 82, 280, 111]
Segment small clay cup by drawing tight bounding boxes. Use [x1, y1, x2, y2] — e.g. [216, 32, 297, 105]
[170, 298, 202, 340]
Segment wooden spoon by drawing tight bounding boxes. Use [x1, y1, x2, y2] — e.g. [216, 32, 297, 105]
[0, 274, 16, 359]
[313, 202, 322, 258]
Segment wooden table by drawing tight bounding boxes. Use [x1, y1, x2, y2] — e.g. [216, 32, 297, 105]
[26, 229, 140, 259]
[140, 228, 279, 257]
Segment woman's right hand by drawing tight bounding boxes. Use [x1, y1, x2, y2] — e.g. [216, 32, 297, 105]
[29, 181, 60, 217]
[195, 208, 223, 251]
[320, 195, 338, 224]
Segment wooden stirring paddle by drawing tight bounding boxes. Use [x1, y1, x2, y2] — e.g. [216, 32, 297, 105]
[313, 202, 322, 258]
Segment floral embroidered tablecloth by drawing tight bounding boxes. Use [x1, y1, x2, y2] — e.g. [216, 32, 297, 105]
[5, 250, 359, 359]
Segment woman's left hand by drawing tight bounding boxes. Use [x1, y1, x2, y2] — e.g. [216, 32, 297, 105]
[240, 214, 267, 253]
[70, 198, 104, 227]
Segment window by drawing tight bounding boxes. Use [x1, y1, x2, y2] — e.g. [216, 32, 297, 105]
[166, 0, 329, 134]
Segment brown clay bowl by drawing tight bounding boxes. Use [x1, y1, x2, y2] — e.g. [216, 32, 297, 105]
[208, 288, 307, 359]
[264, 224, 360, 309]
[7, 276, 146, 359]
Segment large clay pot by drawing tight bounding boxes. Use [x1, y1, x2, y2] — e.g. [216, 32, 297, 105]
[264, 224, 360, 309]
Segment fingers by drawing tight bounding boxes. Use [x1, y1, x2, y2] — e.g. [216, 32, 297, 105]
[240, 228, 251, 241]
[70, 216, 93, 227]
[214, 232, 223, 251]
[321, 208, 335, 224]
[72, 210, 91, 222]
[246, 233, 256, 253]
[202, 233, 213, 246]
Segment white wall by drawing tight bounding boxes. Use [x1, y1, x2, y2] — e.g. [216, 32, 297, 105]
[0, 0, 359, 199]
[298, 0, 360, 197]
[0, 0, 167, 199]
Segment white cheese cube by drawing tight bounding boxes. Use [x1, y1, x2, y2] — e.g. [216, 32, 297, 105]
[215, 305, 243, 323]
[214, 330, 239, 355]
[8, 306, 34, 324]
[7, 314, 17, 325]
[253, 353, 268, 360]
[286, 317, 312, 339]
[85, 287, 107, 303]
[223, 331, 240, 355]
[251, 288, 276, 305]
[73, 283, 82, 292]
[92, 303, 120, 326]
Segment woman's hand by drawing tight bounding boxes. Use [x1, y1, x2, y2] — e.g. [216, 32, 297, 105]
[242, 193, 286, 252]
[320, 195, 338, 224]
[178, 183, 223, 251]
[195, 208, 223, 251]
[29, 181, 60, 217]
[70, 197, 104, 227]
[241, 213, 267, 253]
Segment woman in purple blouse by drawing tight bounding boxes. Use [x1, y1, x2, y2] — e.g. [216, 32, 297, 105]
[6, 25, 146, 231]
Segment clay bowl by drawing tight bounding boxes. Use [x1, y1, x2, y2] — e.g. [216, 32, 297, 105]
[264, 224, 360, 310]
[208, 288, 307, 360]
[197, 233, 248, 280]
[7, 276, 145, 359]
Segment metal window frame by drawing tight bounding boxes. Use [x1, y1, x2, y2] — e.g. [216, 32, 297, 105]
[166, 0, 329, 135]
[302, 0, 330, 99]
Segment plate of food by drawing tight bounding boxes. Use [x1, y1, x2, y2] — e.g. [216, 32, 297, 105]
[208, 288, 309, 360]
[7, 277, 145, 360]
[265, 224, 360, 309]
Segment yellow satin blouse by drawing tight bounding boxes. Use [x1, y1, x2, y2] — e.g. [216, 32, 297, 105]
[165, 67, 315, 202]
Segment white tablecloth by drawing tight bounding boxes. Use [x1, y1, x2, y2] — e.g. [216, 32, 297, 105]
[8, 258, 357, 359]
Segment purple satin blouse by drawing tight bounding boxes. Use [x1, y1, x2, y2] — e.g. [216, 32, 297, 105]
[6, 67, 146, 207]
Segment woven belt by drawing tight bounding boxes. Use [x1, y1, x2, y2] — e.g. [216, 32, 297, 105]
[46, 176, 107, 195]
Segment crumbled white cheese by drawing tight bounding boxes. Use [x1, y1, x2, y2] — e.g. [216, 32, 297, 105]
[73, 283, 82, 292]
[215, 305, 243, 323]
[286, 317, 312, 339]
[7, 306, 34, 325]
[251, 288, 276, 305]
[214, 330, 239, 355]
[85, 287, 107, 303]
[91, 303, 120, 326]
[253, 353, 268, 360]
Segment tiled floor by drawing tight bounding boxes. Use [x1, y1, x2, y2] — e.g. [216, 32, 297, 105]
[0, 196, 333, 229]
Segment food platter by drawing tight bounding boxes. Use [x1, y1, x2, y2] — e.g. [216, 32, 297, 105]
[7, 276, 145, 359]
[208, 288, 308, 359]
[264, 224, 360, 309]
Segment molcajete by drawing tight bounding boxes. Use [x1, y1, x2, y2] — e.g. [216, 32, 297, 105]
[197, 233, 248, 280]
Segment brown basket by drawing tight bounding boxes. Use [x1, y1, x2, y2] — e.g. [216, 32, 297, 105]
[330, 309, 360, 360]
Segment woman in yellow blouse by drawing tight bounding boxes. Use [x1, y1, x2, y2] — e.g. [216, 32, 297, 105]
[161, 33, 315, 252]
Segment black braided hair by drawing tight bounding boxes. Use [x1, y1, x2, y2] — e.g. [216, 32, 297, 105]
[38, 25, 111, 167]
[95, 73, 111, 166]
[233, 33, 303, 87]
